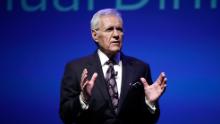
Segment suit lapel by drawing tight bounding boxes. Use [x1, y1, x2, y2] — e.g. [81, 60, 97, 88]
[118, 55, 134, 112]
[86, 52, 111, 103]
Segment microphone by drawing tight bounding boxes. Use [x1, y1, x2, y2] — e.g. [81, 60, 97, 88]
[114, 71, 118, 77]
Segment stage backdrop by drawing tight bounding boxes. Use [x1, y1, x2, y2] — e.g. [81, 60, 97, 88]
[1, 0, 220, 124]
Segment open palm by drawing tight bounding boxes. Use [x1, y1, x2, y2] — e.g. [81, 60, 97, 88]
[140, 72, 167, 105]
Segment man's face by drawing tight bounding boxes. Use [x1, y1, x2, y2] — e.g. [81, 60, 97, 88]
[92, 15, 123, 56]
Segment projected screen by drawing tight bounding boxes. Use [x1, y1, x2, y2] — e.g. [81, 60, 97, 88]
[1, 0, 220, 124]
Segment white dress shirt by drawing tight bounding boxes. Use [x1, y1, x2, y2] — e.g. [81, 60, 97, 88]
[97, 49, 122, 97]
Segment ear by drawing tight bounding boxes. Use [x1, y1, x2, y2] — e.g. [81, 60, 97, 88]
[91, 30, 98, 43]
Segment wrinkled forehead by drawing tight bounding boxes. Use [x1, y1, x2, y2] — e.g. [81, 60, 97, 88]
[98, 15, 123, 28]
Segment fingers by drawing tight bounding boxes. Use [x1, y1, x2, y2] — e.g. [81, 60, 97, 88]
[80, 69, 98, 101]
[87, 73, 98, 95]
[80, 68, 88, 89]
[88, 72, 98, 89]
[161, 77, 167, 90]
[80, 68, 98, 93]
[156, 72, 166, 85]
[140, 77, 149, 87]
[157, 72, 167, 90]
[82, 81, 89, 90]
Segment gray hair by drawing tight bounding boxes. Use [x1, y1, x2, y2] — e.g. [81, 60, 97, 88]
[90, 8, 123, 30]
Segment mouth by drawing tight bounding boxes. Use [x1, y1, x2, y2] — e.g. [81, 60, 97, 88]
[111, 41, 120, 44]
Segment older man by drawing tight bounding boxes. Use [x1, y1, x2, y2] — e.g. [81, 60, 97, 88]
[59, 8, 167, 124]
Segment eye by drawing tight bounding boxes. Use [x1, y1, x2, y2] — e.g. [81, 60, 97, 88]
[116, 27, 123, 32]
[104, 27, 123, 33]
[105, 27, 114, 32]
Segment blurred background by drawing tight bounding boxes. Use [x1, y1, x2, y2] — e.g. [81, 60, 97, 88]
[1, 0, 220, 124]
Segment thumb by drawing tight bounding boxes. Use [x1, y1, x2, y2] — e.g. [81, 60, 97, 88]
[88, 72, 98, 87]
[90, 72, 98, 82]
[140, 77, 149, 87]
[87, 73, 98, 95]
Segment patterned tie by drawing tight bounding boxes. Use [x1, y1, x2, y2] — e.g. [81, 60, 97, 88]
[105, 60, 119, 113]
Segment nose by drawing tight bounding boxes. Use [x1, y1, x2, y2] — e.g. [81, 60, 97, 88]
[112, 29, 120, 39]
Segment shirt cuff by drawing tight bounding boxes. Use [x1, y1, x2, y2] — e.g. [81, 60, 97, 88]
[79, 92, 89, 110]
[145, 98, 156, 114]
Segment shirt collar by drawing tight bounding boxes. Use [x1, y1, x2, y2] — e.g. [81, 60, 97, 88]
[97, 49, 121, 66]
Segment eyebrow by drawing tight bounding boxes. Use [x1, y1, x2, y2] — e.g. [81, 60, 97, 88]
[104, 26, 123, 30]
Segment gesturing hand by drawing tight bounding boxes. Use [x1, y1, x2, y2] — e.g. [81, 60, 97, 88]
[140, 72, 167, 105]
[80, 68, 98, 103]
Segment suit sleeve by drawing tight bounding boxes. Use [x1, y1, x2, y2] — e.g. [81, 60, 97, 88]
[143, 63, 160, 124]
[59, 63, 83, 124]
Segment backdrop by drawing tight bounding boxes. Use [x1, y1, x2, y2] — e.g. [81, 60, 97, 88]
[1, 0, 220, 124]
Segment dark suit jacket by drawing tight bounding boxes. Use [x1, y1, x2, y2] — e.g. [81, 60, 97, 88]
[59, 52, 160, 124]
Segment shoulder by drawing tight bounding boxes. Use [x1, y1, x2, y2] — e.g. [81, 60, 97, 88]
[123, 54, 150, 68]
[68, 54, 94, 64]
[65, 53, 96, 70]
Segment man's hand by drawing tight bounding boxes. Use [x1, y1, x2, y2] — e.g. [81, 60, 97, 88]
[140, 72, 167, 105]
[80, 68, 98, 103]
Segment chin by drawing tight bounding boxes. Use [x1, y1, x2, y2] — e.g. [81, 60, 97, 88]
[110, 49, 121, 54]
[113, 46, 121, 50]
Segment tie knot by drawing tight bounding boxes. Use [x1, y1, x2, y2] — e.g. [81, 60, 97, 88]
[106, 59, 116, 65]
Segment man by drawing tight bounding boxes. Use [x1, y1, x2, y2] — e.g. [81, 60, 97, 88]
[59, 8, 167, 124]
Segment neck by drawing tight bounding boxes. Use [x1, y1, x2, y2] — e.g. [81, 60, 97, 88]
[98, 49, 121, 61]
[101, 50, 120, 59]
